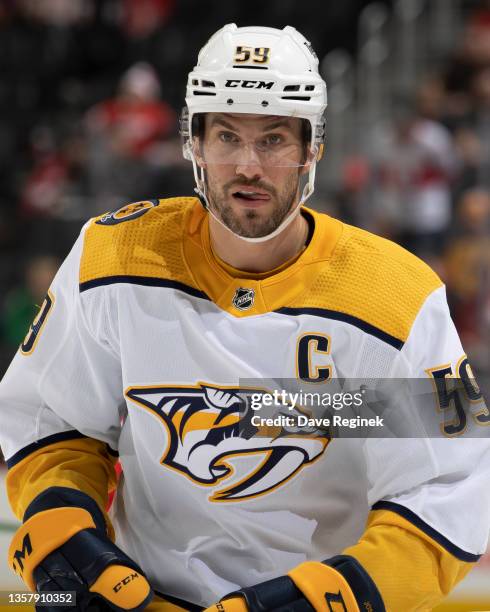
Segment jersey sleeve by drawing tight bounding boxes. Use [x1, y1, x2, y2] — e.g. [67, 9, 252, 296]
[344, 285, 490, 610]
[0, 226, 122, 520]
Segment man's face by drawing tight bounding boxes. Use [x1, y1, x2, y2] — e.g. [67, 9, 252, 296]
[197, 113, 308, 239]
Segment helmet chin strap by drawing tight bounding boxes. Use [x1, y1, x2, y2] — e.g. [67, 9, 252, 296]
[191, 159, 317, 244]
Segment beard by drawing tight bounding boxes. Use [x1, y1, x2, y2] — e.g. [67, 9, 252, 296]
[205, 171, 300, 238]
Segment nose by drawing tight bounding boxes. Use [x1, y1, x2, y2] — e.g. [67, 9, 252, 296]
[234, 143, 264, 180]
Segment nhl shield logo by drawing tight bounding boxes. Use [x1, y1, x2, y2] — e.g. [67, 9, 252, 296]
[232, 287, 255, 311]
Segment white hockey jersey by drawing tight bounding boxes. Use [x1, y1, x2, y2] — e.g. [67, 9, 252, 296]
[1, 197, 489, 609]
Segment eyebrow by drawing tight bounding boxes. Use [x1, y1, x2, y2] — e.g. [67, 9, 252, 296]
[208, 117, 295, 133]
[208, 117, 237, 130]
[262, 119, 294, 131]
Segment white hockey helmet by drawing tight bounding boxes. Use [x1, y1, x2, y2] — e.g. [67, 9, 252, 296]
[180, 23, 328, 242]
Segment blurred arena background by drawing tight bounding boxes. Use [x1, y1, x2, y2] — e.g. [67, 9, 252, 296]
[0, 0, 489, 609]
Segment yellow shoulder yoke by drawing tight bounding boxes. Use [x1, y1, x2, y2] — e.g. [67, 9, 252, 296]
[292, 216, 443, 345]
[80, 197, 198, 288]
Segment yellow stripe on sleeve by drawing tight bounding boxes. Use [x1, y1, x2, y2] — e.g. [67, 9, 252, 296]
[6, 437, 118, 534]
[343, 508, 475, 611]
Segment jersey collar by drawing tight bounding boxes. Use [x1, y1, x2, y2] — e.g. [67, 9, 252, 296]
[183, 201, 343, 316]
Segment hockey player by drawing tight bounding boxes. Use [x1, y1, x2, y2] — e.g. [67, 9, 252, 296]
[1, 23, 489, 612]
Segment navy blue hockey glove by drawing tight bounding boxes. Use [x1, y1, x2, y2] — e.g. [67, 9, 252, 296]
[9, 487, 153, 612]
[204, 555, 385, 612]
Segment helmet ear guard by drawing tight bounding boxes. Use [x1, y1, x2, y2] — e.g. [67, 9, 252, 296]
[312, 117, 326, 162]
[179, 106, 193, 162]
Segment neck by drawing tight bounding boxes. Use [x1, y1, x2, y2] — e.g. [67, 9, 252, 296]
[209, 209, 309, 273]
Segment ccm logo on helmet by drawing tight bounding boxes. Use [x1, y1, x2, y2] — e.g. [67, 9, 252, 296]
[225, 79, 274, 89]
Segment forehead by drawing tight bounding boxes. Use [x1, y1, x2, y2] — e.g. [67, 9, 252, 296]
[204, 113, 302, 132]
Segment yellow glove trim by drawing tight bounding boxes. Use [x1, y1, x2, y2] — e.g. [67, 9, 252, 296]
[89, 564, 152, 610]
[8, 506, 96, 591]
[146, 593, 192, 612]
[288, 561, 360, 612]
[204, 596, 248, 612]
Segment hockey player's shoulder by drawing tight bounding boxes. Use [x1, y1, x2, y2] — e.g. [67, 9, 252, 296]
[79, 196, 198, 290]
[335, 222, 442, 342]
[300, 213, 443, 347]
[341, 223, 441, 292]
[91, 196, 196, 229]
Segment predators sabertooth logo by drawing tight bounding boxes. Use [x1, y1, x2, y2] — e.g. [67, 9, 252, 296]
[126, 383, 330, 502]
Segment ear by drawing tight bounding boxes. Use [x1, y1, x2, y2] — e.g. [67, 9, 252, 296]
[299, 161, 310, 177]
[299, 145, 320, 176]
[192, 138, 206, 169]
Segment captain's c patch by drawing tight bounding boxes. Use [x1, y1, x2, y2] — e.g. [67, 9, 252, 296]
[95, 200, 160, 226]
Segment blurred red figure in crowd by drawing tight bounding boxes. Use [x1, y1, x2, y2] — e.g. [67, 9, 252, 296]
[370, 109, 456, 257]
[122, 0, 175, 39]
[84, 62, 177, 212]
[86, 62, 176, 158]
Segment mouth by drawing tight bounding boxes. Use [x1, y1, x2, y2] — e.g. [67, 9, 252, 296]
[231, 188, 271, 206]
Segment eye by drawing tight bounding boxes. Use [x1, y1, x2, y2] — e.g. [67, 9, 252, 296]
[218, 131, 239, 144]
[263, 133, 283, 146]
